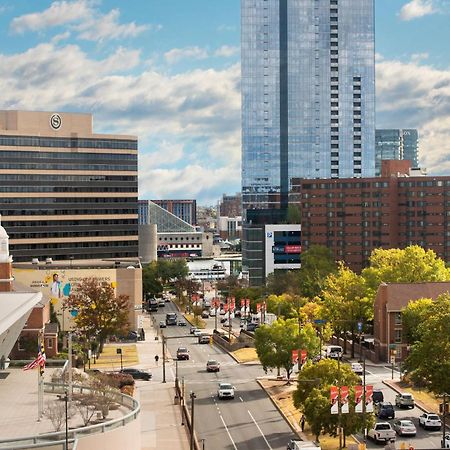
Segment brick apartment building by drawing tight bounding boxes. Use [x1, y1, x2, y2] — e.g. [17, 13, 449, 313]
[296, 161, 450, 272]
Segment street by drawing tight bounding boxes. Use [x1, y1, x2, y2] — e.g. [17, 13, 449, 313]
[152, 302, 297, 450]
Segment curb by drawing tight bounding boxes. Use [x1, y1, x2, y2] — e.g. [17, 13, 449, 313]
[382, 379, 429, 414]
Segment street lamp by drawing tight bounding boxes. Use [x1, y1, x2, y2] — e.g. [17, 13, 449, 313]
[190, 391, 197, 450]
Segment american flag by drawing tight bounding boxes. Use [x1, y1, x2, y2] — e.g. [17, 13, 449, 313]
[23, 341, 46, 373]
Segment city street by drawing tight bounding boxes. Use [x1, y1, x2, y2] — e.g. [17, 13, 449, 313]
[152, 302, 297, 450]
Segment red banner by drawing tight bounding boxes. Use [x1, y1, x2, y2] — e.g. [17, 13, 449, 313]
[354, 385, 363, 413]
[241, 299, 245, 307]
[256, 303, 261, 313]
[285, 245, 302, 254]
[300, 349, 307, 365]
[246, 299, 250, 308]
[230, 303, 235, 312]
[341, 386, 349, 414]
[365, 385, 373, 412]
[291, 349, 299, 364]
[330, 386, 339, 414]
[223, 303, 228, 313]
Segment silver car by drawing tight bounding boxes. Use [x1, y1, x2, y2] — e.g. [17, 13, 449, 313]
[393, 419, 416, 436]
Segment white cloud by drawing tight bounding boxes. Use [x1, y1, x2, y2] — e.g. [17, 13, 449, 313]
[399, 0, 435, 21]
[214, 45, 239, 58]
[10, 0, 152, 42]
[164, 46, 209, 64]
[376, 57, 450, 174]
[51, 31, 71, 44]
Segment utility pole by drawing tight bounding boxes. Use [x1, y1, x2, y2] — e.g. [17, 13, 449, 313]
[362, 342, 367, 442]
[162, 334, 166, 383]
[190, 391, 197, 450]
[337, 356, 342, 450]
[64, 389, 69, 450]
[441, 393, 448, 449]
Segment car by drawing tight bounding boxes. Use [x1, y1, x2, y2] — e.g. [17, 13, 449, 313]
[198, 333, 210, 344]
[178, 320, 187, 326]
[190, 326, 199, 334]
[442, 432, 450, 449]
[209, 309, 217, 317]
[201, 311, 209, 319]
[287, 440, 319, 450]
[393, 419, 416, 437]
[325, 345, 343, 360]
[220, 317, 228, 324]
[193, 329, 202, 337]
[127, 330, 139, 341]
[120, 368, 152, 381]
[351, 362, 363, 375]
[219, 309, 226, 316]
[206, 359, 220, 372]
[234, 310, 241, 317]
[375, 402, 395, 420]
[176, 347, 190, 360]
[218, 382, 235, 399]
[368, 422, 396, 444]
[372, 389, 384, 405]
[419, 413, 442, 430]
[246, 323, 259, 332]
[395, 392, 414, 409]
[159, 321, 166, 328]
[158, 299, 165, 307]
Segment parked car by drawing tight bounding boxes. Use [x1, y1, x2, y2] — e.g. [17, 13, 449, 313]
[201, 310, 209, 319]
[395, 392, 415, 409]
[178, 320, 187, 326]
[287, 440, 319, 449]
[206, 359, 220, 372]
[393, 419, 416, 437]
[375, 402, 395, 420]
[176, 347, 190, 360]
[246, 323, 259, 332]
[419, 413, 442, 430]
[351, 362, 363, 375]
[193, 329, 202, 337]
[159, 321, 166, 328]
[120, 368, 152, 381]
[372, 389, 384, 405]
[368, 422, 396, 445]
[217, 382, 235, 399]
[198, 333, 210, 344]
[442, 432, 450, 449]
[325, 345, 343, 360]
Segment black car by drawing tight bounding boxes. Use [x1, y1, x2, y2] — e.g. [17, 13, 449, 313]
[376, 402, 395, 420]
[120, 368, 152, 381]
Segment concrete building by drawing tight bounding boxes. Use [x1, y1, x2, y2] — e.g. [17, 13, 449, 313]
[298, 161, 450, 272]
[0, 110, 138, 263]
[241, 0, 375, 212]
[373, 282, 450, 363]
[375, 129, 419, 175]
[218, 193, 242, 218]
[151, 199, 197, 226]
[217, 216, 242, 240]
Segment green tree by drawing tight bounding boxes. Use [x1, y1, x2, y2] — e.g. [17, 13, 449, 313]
[265, 271, 300, 296]
[298, 245, 338, 298]
[293, 359, 373, 442]
[254, 318, 320, 380]
[401, 298, 434, 344]
[142, 261, 164, 297]
[265, 293, 299, 318]
[404, 294, 450, 394]
[322, 264, 372, 358]
[64, 278, 129, 352]
[362, 246, 450, 302]
[142, 259, 189, 298]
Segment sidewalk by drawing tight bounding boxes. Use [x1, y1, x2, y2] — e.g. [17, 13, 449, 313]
[136, 313, 190, 450]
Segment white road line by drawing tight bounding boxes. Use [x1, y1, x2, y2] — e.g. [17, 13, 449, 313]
[239, 396, 244, 402]
[219, 412, 238, 450]
[248, 410, 272, 449]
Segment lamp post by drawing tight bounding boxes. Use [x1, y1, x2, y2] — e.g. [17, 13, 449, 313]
[190, 391, 197, 450]
[64, 389, 68, 450]
[162, 334, 166, 383]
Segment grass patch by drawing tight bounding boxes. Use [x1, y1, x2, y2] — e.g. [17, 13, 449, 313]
[184, 314, 206, 329]
[232, 347, 259, 363]
[90, 344, 139, 369]
[395, 381, 440, 412]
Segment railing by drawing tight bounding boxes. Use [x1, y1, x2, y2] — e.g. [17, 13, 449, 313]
[0, 382, 140, 449]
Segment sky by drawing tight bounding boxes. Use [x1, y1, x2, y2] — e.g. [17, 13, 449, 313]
[0, 0, 449, 205]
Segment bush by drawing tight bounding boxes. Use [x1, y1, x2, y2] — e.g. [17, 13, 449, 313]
[96, 372, 135, 390]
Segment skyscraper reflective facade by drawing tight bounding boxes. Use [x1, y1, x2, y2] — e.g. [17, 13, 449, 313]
[241, 0, 376, 211]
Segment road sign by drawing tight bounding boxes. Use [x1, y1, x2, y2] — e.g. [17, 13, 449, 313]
[357, 321, 363, 332]
[314, 319, 326, 325]
[389, 343, 397, 350]
[390, 356, 396, 364]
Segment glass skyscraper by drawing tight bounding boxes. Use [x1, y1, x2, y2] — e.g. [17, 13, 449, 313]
[241, 0, 376, 211]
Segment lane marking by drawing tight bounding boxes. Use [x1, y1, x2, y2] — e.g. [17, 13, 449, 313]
[219, 412, 238, 450]
[239, 396, 244, 402]
[248, 410, 272, 449]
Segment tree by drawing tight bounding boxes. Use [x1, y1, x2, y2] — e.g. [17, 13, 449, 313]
[293, 359, 373, 442]
[362, 246, 450, 302]
[322, 264, 372, 357]
[298, 245, 338, 298]
[142, 261, 164, 297]
[401, 298, 434, 344]
[255, 318, 320, 380]
[64, 278, 130, 352]
[265, 293, 298, 318]
[265, 271, 300, 296]
[404, 294, 450, 394]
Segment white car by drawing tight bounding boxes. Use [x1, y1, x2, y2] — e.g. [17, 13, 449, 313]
[217, 382, 235, 399]
[442, 432, 450, 449]
[419, 413, 442, 430]
[351, 362, 363, 375]
[193, 329, 202, 337]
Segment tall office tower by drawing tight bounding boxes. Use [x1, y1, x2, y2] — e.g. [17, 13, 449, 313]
[241, 0, 376, 211]
[375, 129, 419, 175]
[0, 110, 138, 262]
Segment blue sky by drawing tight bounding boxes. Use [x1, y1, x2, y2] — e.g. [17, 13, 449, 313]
[0, 0, 449, 204]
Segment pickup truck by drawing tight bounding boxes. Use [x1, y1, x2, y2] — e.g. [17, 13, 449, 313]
[367, 422, 396, 444]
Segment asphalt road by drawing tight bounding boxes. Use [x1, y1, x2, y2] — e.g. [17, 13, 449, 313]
[153, 302, 297, 450]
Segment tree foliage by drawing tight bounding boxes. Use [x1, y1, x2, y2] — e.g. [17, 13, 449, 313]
[265, 271, 300, 296]
[404, 294, 450, 394]
[401, 298, 434, 344]
[298, 245, 338, 298]
[142, 259, 189, 297]
[362, 246, 450, 301]
[293, 359, 373, 440]
[64, 278, 129, 350]
[254, 318, 320, 380]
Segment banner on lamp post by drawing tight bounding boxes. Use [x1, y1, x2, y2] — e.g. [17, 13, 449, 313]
[330, 386, 339, 415]
[300, 349, 307, 365]
[354, 385, 363, 413]
[241, 299, 245, 307]
[256, 303, 261, 313]
[291, 350, 299, 365]
[365, 385, 374, 412]
[340, 386, 349, 414]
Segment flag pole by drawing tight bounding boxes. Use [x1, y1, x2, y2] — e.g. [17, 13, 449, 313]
[37, 332, 43, 421]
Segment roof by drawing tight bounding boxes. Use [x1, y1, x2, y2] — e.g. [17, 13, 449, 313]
[377, 282, 450, 311]
[0, 291, 43, 334]
[44, 322, 59, 335]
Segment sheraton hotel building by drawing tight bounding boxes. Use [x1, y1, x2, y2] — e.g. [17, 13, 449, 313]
[0, 110, 138, 262]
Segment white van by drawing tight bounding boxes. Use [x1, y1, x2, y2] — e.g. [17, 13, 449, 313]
[325, 345, 343, 360]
